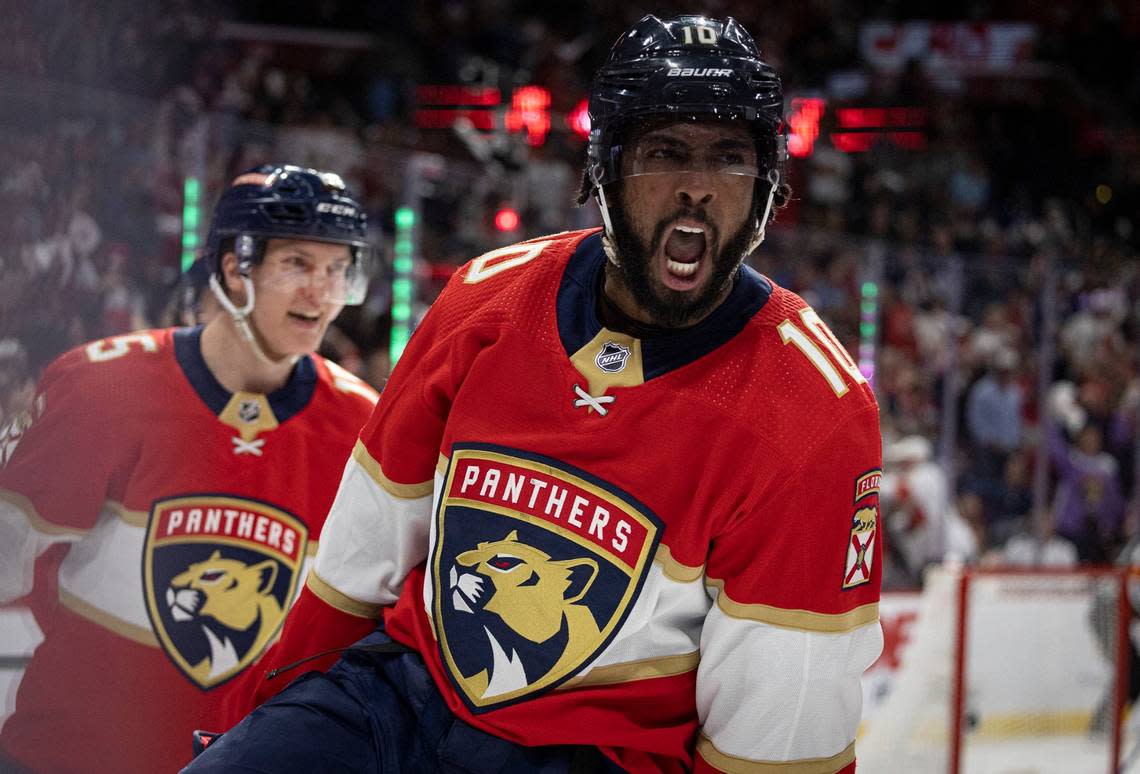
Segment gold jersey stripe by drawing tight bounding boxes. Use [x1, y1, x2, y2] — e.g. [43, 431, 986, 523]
[708, 578, 878, 633]
[0, 489, 87, 537]
[654, 543, 704, 583]
[306, 540, 319, 557]
[108, 501, 148, 528]
[437, 453, 449, 478]
[59, 589, 158, 647]
[306, 569, 385, 619]
[560, 650, 699, 690]
[697, 736, 855, 774]
[352, 440, 433, 499]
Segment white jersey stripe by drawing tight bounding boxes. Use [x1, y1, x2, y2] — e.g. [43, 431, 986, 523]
[57, 504, 150, 631]
[581, 560, 707, 674]
[697, 602, 881, 766]
[313, 455, 432, 608]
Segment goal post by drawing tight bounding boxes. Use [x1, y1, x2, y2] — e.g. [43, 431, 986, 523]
[859, 564, 1132, 774]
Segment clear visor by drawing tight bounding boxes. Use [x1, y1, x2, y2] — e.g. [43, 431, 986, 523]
[617, 134, 763, 180]
[255, 244, 372, 306]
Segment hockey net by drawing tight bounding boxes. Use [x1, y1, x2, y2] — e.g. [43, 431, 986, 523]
[859, 565, 1131, 774]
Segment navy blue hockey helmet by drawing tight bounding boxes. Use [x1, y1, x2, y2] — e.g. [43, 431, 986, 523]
[586, 14, 785, 192]
[204, 164, 372, 305]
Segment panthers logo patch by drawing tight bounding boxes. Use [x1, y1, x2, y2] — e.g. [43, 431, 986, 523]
[142, 495, 308, 690]
[432, 444, 661, 712]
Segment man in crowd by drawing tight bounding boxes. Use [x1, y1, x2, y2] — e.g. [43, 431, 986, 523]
[192, 15, 883, 774]
[0, 164, 379, 772]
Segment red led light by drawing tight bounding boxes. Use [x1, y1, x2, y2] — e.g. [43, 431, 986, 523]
[832, 132, 877, 153]
[788, 97, 826, 158]
[567, 98, 591, 140]
[416, 85, 501, 106]
[505, 85, 551, 146]
[494, 207, 520, 232]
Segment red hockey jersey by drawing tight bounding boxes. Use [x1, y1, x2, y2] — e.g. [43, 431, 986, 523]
[0, 326, 377, 773]
[248, 229, 883, 773]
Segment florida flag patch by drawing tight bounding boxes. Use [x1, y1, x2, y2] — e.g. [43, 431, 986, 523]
[843, 470, 881, 589]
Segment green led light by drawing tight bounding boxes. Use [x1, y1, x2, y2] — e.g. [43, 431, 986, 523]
[861, 282, 879, 298]
[390, 206, 418, 367]
[180, 177, 201, 273]
[395, 207, 416, 229]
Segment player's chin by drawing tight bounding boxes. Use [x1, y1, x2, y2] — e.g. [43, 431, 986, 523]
[278, 324, 326, 355]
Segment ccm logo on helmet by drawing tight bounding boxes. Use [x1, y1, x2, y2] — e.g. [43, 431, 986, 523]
[667, 67, 733, 77]
[316, 202, 357, 216]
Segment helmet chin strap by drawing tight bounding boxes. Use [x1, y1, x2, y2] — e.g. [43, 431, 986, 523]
[594, 187, 621, 268]
[208, 274, 298, 368]
[748, 168, 781, 255]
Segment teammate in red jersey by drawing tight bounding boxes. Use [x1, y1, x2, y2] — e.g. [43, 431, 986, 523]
[190, 15, 883, 774]
[0, 164, 379, 773]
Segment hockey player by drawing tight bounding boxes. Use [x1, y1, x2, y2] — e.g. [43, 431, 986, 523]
[0, 165, 379, 772]
[190, 15, 883, 774]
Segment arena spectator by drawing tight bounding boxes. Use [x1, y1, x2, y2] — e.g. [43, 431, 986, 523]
[1048, 419, 1127, 563]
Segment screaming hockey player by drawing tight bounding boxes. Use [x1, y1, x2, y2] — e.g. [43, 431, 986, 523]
[190, 15, 883, 774]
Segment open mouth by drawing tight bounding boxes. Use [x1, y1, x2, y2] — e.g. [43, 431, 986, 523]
[288, 311, 321, 324]
[660, 223, 709, 290]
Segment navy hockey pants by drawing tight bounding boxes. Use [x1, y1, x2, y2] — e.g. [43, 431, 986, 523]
[181, 626, 622, 774]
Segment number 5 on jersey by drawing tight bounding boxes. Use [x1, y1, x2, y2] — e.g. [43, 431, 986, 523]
[778, 309, 866, 397]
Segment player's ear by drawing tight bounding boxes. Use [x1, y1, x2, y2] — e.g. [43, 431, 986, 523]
[220, 252, 246, 300]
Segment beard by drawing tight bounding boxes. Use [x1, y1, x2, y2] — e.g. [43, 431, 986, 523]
[606, 192, 758, 329]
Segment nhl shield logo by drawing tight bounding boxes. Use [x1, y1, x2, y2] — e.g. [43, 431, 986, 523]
[238, 399, 261, 423]
[432, 444, 661, 712]
[594, 341, 631, 373]
[143, 495, 308, 689]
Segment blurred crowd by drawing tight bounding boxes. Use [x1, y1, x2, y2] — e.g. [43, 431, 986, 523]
[1, 0, 1138, 587]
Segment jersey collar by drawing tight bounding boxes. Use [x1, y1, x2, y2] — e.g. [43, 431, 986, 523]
[555, 231, 771, 380]
[173, 326, 317, 422]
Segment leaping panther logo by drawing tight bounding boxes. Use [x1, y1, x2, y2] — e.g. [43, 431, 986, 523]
[166, 550, 283, 685]
[449, 531, 600, 700]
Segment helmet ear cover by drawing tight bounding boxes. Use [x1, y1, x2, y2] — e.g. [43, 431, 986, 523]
[235, 234, 258, 273]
